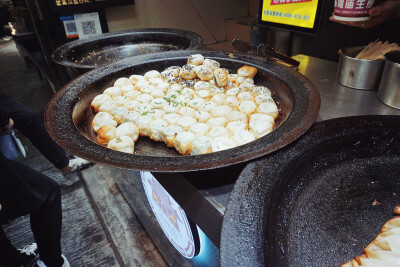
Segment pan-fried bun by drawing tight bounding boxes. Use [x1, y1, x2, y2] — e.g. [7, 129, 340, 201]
[114, 77, 131, 88]
[187, 54, 204, 66]
[144, 70, 161, 80]
[98, 100, 117, 113]
[212, 136, 236, 152]
[116, 122, 139, 142]
[149, 119, 168, 142]
[107, 136, 135, 154]
[110, 107, 129, 125]
[207, 126, 230, 139]
[249, 120, 273, 138]
[213, 68, 229, 87]
[136, 115, 154, 136]
[190, 136, 212, 155]
[91, 94, 112, 113]
[97, 125, 117, 145]
[195, 65, 213, 81]
[103, 86, 123, 98]
[92, 112, 117, 132]
[207, 117, 228, 128]
[181, 64, 197, 80]
[232, 129, 255, 146]
[203, 59, 220, 71]
[257, 102, 279, 119]
[174, 131, 196, 155]
[237, 65, 257, 79]
[162, 125, 184, 147]
[189, 123, 210, 136]
[226, 121, 247, 133]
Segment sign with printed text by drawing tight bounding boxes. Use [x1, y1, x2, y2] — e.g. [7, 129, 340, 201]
[271, 0, 312, 5]
[261, 0, 319, 28]
[141, 172, 199, 258]
[334, 0, 375, 17]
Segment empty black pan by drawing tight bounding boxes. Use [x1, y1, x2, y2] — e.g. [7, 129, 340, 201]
[51, 28, 203, 73]
[221, 115, 400, 266]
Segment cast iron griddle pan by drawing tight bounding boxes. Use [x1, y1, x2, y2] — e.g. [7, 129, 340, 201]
[45, 50, 320, 172]
[51, 28, 203, 70]
[221, 115, 400, 266]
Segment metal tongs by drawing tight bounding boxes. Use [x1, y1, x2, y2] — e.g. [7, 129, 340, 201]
[232, 38, 300, 67]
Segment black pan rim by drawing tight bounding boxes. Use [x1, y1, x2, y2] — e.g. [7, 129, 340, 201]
[45, 50, 320, 172]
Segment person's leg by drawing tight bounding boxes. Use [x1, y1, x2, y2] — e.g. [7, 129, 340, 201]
[0, 225, 29, 266]
[30, 181, 63, 267]
[0, 92, 69, 169]
[0, 154, 64, 267]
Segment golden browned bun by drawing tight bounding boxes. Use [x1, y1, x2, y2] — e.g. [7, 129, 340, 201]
[162, 125, 184, 147]
[213, 68, 229, 87]
[97, 125, 117, 145]
[174, 131, 196, 155]
[237, 65, 257, 79]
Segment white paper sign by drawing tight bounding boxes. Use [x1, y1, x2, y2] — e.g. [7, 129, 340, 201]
[141, 171, 198, 258]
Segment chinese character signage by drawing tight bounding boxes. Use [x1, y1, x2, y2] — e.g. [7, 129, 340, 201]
[260, 0, 320, 29]
[334, 0, 374, 18]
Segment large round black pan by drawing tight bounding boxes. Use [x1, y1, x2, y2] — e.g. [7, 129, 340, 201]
[45, 50, 320, 172]
[221, 115, 400, 266]
[51, 28, 203, 71]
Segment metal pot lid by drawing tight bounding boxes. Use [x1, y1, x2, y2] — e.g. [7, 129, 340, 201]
[51, 28, 203, 69]
[220, 115, 400, 266]
[45, 50, 320, 172]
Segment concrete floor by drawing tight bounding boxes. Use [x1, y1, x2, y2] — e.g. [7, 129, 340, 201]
[0, 39, 167, 267]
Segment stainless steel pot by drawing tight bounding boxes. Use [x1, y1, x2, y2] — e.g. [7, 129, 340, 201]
[337, 46, 385, 90]
[377, 50, 400, 109]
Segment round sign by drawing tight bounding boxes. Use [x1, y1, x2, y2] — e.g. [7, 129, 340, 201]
[141, 171, 200, 258]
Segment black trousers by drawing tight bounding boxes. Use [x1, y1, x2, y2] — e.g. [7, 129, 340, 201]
[0, 153, 63, 267]
[0, 91, 68, 169]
